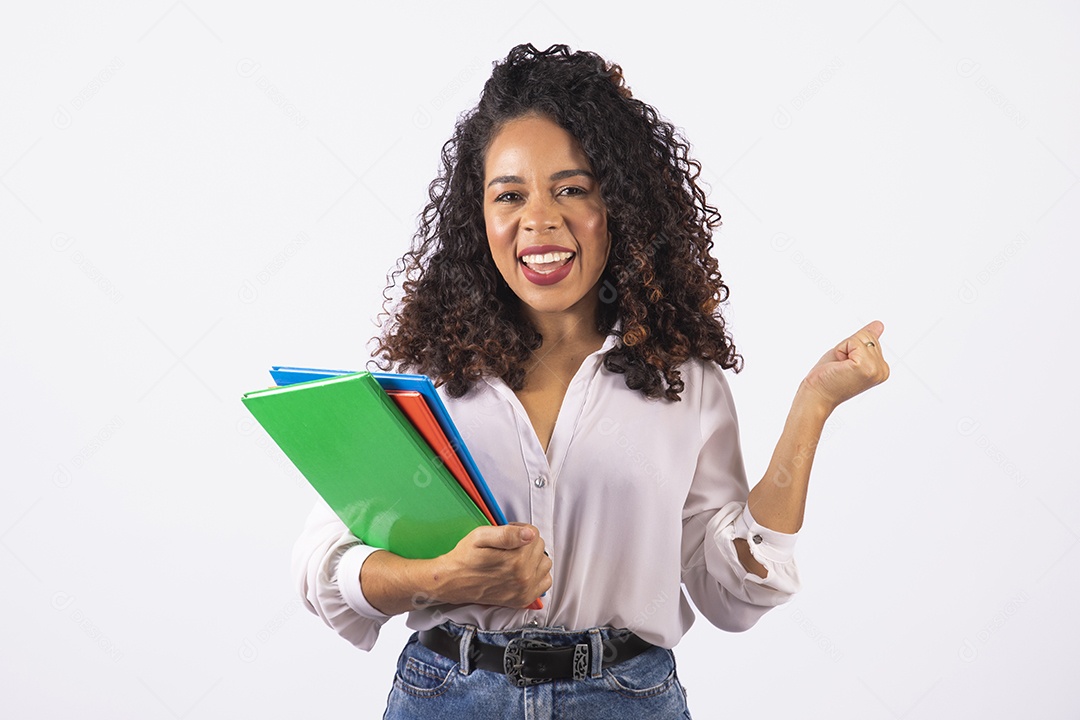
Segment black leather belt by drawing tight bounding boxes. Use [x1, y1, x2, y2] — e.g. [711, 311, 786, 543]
[418, 625, 654, 687]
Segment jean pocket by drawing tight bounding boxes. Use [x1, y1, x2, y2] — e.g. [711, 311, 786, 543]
[393, 639, 459, 698]
[603, 646, 677, 699]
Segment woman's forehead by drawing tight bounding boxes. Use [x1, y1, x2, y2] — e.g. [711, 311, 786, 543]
[484, 115, 592, 178]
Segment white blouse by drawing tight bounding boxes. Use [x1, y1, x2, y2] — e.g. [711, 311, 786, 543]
[292, 333, 800, 650]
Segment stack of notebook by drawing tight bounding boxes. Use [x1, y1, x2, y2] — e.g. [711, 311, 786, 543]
[242, 367, 508, 560]
[245, 366, 544, 610]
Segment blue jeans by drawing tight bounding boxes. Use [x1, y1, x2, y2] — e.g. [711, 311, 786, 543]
[382, 621, 692, 719]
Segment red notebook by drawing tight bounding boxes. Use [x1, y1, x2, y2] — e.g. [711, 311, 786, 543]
[387, 390, 497, 525]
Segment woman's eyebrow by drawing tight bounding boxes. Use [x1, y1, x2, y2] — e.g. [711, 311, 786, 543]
[486, 168, 595, 188]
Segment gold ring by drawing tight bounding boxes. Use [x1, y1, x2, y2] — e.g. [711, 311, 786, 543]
[865, 341, 876, 348]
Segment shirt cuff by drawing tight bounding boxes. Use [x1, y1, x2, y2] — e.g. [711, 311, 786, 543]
[735, 504, 798, 565]
[335, 543, 393, 622]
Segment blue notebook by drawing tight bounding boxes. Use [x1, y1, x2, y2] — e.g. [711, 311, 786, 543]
[269, 366, 508, 526]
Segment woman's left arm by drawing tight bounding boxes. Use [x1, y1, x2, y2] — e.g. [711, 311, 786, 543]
[736, 321, 890, 577]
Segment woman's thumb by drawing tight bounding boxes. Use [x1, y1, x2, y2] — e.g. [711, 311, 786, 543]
[478, 523, 535, 549]
[506, 522, 535, 544]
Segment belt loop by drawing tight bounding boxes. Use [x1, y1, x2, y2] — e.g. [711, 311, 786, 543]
[588, 628, 604, 679]
[458, 624, 477, 676]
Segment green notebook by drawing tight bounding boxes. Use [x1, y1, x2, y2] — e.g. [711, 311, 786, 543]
[242, 371, 491, 559]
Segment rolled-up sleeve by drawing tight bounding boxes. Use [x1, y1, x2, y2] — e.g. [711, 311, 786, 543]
[291, 499, 392, 651]
[680, 363, 801, 632]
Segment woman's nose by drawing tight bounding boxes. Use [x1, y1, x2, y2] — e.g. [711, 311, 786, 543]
[521, 195, 561, 233]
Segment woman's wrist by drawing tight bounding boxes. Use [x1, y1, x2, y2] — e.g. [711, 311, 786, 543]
[793, 381, 836, 423]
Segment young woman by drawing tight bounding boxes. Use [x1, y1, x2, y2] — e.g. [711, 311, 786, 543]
[293, 43, 889, 718]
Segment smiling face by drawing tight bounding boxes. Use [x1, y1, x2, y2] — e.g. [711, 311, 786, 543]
[483, 114, 611, 327]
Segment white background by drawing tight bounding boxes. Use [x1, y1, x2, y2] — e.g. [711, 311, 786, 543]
[2, 1, 1078, 717]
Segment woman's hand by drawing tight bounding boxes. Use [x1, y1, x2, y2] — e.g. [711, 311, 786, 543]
[798, 320, 891, 414]
[432, 523, 552, 608]
[359, 523, 552, 616]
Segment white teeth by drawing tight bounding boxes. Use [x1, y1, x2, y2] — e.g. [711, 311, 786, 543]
[520, 251, 574, 265]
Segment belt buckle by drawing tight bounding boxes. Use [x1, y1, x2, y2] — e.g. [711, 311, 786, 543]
[503, 637, 552, 687]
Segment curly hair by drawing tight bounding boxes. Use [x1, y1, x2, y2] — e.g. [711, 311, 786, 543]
[372, 43, 742, 401]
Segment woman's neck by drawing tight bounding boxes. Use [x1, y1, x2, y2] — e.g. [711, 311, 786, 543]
[521, 298, 606, 358]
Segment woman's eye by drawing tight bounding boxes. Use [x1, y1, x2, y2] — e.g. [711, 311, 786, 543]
[494, 192, 521, 203]
[559, 186, 585, 196]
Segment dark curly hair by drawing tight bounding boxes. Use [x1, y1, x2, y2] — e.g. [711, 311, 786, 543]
[372, 43, 742, 401]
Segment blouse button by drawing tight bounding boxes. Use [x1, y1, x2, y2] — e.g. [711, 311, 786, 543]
[534, 475, 547, 488]
[752, 534, 763, 544]
[527, 619, 540, 627]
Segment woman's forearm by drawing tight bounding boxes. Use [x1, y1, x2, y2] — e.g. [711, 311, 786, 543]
[359, 550, 442, 616]
[746, 383, 833, 535]
[733, 386, 831, 579]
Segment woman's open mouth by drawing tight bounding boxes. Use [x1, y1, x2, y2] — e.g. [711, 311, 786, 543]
[518, 247, 576, 286]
